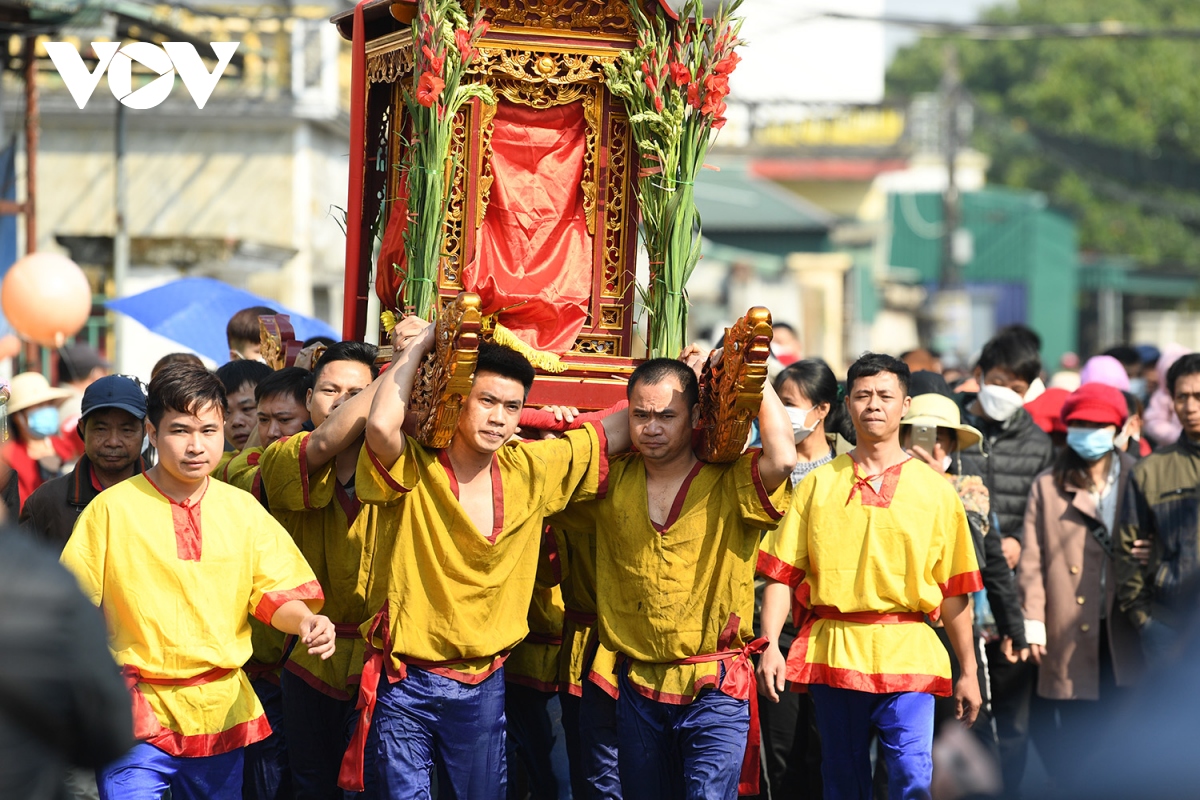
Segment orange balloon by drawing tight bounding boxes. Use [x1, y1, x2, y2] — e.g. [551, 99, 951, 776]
[1, 252, 92, 347]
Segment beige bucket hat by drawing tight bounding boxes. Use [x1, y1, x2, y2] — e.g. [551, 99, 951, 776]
[901, 393, 983, 452]
[7, 372, 73, 414]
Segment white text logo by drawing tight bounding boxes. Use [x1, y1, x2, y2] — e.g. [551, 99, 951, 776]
[46, 42, 240, 110]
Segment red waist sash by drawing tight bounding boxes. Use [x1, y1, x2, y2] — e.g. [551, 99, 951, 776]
[563, 607, 597, 626]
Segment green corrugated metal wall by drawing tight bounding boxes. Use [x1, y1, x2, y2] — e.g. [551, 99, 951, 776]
[888, 188, 1078, 368]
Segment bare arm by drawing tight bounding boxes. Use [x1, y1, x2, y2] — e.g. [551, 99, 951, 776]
[304, 371, 388, 473]
[270, 598, 336, 660]
[364, 317, 434, 467]
[756, 378, 798, 492]
[756, 579, 792, 702]
[940, 594, 981, 727]
[599, 405, 630, 456]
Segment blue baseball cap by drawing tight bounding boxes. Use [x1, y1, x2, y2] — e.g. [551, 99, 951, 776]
[79, 375, 147, 438]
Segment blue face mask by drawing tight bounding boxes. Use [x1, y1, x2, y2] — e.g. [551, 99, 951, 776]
[24, 406, 60, 439]
[1129, 377, 1148, 401]
[1066, 426, 1115, 462]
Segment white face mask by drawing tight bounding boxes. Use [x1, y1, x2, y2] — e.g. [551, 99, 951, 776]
[942, 454, 954, 471]
[977, 384, 1026, 422]
[786, 406, 819, 444]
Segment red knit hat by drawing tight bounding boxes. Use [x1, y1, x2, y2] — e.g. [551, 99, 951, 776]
[1061, 383, 1128, 428]
[1025, 387, 1070, 435]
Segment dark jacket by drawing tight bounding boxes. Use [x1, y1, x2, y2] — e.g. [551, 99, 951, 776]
[1117, 435, 1200, 629]
[19, 455, 146, 553]
[0, 528, 133, 799]
[977, 509, 1027, 648]
[958, 396, 1056, 543]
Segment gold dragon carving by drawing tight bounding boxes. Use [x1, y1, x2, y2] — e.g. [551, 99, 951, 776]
[482, 0, 633, 35]
[696, 307, 774, 463]
[259, 314, 306, 370]
[408, 292, 484, 448]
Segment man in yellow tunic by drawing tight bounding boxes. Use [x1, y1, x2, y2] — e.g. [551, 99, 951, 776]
[257, 341, 386, 799]
[555, 356, 795, 800]
[212, 360, 272, 478]
[337, 316, 628, 799]
[60, 362, 336, 800]
[757, 353, 983, 800]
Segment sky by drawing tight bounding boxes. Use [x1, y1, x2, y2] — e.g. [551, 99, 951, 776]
[726, 0, 1011, 105]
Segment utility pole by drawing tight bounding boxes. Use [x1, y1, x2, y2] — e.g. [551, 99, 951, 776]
[940, 43, 961, 290]
[113, 103, 128, 373]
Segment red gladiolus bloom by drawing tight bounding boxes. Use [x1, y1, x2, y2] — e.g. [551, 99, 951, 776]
[687, 82, 701, 109]
[455, 29, 473, 58]
[471, 19, 490, 38]
[703, 73, 730, 97]
[655, 95, 664, 113]
[416, 72, 445, 107]
[713, 52, 741, 75]
[645, 75, 657, 94]
[713, 115, 728, 130]
[700, 91, 722, 115]
[669, 62, 690, 86]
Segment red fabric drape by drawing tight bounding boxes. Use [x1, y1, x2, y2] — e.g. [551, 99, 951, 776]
[464, 100, 593, 354]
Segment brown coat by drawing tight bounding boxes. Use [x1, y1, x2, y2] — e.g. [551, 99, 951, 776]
[1019, 453, 1144, 700]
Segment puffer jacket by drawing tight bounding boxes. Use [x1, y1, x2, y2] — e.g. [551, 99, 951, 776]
[1117, 435, 1200, 629]
[958, 395, 1056, 543]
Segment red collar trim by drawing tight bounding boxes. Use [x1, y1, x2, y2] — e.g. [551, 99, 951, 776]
[650, 459, 705, 533]
[437, 449, 505, 544]
[142, 472, 208, 561]
[845, 457, 909, 509]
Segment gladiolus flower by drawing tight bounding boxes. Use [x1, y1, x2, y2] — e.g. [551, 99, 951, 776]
[455, 30, 474, 61]
[713, 52, 741, 75]
[471, 19, 490, 38]
[645, 75, 657, 94]
[669, 62, 690, 86]
[713, 115, 728, 131]
[700, 91, 723, 116]
[655, 95, 664, 113]
[687, 82, 701, 109]
[703, 73, 730, 97]
[416, 72, 445, 107]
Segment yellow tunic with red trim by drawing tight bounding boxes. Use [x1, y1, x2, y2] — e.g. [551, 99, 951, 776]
[60, 474, 323, 756]
[757, 455, 982, 696]
[212, 450, 237, 479]
[357, 424, 607, 681]
[506, 528, 566, 693]
[223, 446, 264, 496]
[545, 521, 621, 697]
[568, 450, 791, 704]
[259, 432, 381, 700]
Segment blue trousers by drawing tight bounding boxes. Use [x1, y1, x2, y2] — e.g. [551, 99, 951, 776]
[809, 684, 934, 800]
[372, 665, 508, 800]
[504, 683, 559, 800]
[281, 669, 374, 799]
[97, 742, 243, 800]
[615, 669, 748, 800]
[244, 677, 291, 800]
[562, 681, 622, 800]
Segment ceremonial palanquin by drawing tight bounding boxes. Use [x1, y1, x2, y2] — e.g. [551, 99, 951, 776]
[329, 0, 762, 456]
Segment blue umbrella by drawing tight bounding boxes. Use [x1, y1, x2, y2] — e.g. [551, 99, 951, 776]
[107, 277, 339, 363]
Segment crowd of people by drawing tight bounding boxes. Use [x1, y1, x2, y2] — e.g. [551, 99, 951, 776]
[3, 307, 1200, 800]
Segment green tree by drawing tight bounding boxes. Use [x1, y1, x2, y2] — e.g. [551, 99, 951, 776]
[886, 0, 1200, 268]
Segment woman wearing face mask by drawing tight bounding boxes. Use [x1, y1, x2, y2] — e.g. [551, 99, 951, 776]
[774, 359, 855, 486]
[1, 372, 77, 510]
[1018, 383, 1145, 790]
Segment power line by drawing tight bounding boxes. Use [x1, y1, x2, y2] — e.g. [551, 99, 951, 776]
[811, 13, 1200, 41]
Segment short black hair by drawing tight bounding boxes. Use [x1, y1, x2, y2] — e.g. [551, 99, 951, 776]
[147, 362, 227, 429]
[226, 306, 276, 348]
[255, 367, 313, 406]
[1167, 353, 1200, 397]
[978, 331, 1042, 384]
[314, 341, 379, 383]
[1103, 345, 1141, 370]
[846, 352, 910, 396]
[215, 359, 273, 396]
[476, 342, 536, 396]
[152, 352, 204, 382]
[302, 335, 338, 349]
[996, 324, 1042, 353]
[627, 358, 700, 409]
